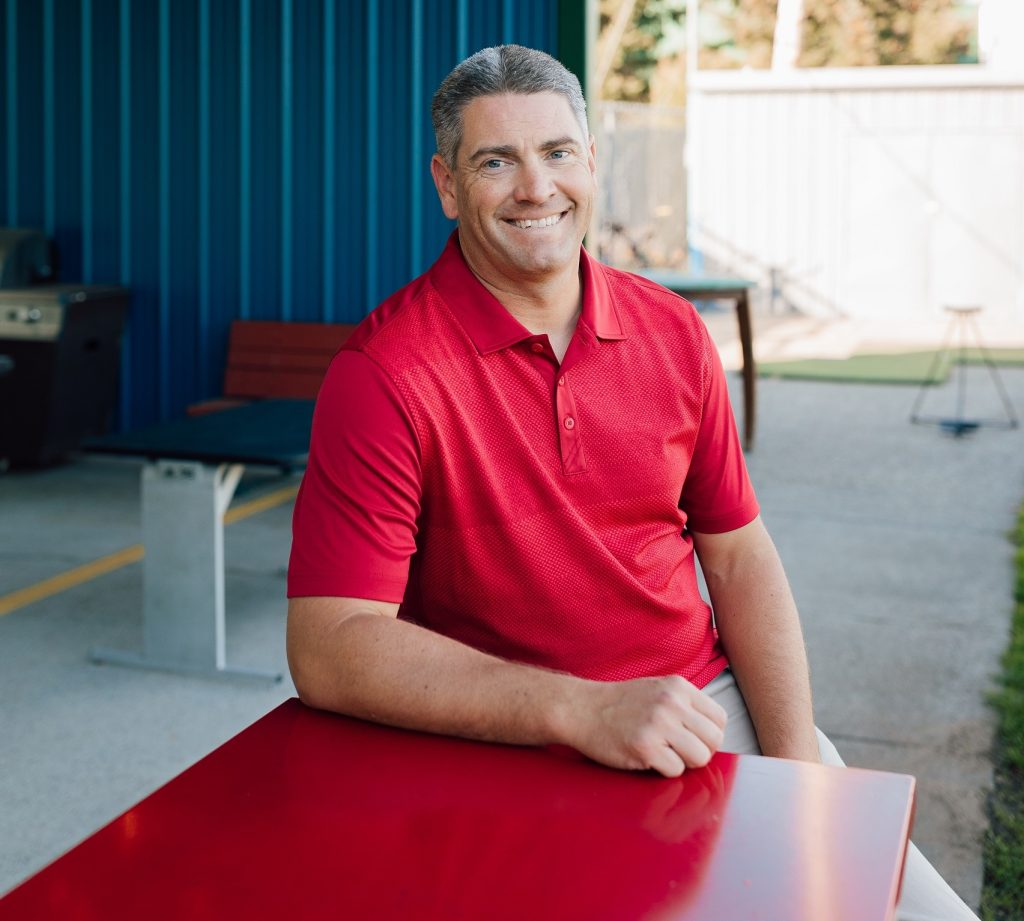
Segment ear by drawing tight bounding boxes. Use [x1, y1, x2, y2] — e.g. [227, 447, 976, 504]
[430, 154, 459, 221]
[587, 134, 597, 181]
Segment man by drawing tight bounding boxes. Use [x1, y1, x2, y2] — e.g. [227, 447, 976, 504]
[288, 45, 976, 921]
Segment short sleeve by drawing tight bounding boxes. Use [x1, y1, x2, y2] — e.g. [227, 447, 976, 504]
[287, 349, 422, 601]
[678, 325, 760, 534]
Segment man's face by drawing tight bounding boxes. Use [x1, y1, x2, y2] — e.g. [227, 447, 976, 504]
[430, 92, 597, 289]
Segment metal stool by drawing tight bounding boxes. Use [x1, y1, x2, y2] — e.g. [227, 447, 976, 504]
[910, 305, 1019, 436]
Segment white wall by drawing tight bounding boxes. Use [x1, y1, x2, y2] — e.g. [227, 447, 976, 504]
[687, 67, 1024, 326]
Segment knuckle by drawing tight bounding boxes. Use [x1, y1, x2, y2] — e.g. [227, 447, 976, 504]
[650, 676, 688, 708]
[652, 687, 677, 710]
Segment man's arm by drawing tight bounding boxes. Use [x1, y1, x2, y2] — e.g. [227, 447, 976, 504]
[287, 596, 727, 777]
[691, 515, 820, 762]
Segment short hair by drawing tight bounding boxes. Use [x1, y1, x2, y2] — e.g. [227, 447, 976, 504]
[431, 44, 589, 167]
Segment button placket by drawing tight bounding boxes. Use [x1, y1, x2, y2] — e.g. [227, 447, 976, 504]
[555, 372, 585, 474]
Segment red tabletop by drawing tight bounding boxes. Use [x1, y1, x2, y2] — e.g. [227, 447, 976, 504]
[1, 699, 914, 920]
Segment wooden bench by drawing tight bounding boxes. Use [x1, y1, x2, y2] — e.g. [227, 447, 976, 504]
[189, 320, 356, 415]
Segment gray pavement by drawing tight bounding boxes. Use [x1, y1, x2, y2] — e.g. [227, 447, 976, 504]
[1, 355, 1022, 910]
[746, 369, 1023, 909]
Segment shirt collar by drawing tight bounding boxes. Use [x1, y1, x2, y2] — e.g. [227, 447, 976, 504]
[428, 230, 627, 355]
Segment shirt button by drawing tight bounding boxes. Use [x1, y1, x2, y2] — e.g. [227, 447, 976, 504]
[531, 342, 544, 354]
[557, 376, 565, 386]
[564, 416, 575, 430]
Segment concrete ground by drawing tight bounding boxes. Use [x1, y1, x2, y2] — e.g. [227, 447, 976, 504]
[1, 313, 1022, 911]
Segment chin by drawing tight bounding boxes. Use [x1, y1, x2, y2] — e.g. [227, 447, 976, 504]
[509, 241, 579, 276]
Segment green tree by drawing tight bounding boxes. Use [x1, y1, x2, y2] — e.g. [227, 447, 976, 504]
[599, 0, 688, 102]
[597, 0, 977, 103]
[799, 0, 974, 66]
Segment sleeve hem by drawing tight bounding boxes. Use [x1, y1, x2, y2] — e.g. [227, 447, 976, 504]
[685, 500, 760, 535]
[287, 572, 408, 604]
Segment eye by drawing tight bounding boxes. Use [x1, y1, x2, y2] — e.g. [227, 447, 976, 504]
[549, 149, 571, 160]
[482, 159, 505, 170]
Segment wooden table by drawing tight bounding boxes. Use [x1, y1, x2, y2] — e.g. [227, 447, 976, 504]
[84, 399, 314, 681]
[638, 271, 758, 451]
[0, 699, 915, 920]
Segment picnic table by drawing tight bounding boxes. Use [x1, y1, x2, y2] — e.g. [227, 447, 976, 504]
[638, 271, 758, 451]
[84, 399, 314, 681]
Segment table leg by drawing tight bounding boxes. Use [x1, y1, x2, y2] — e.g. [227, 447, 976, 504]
[735, 292, 756, 451]
[90, 460, 282, 682]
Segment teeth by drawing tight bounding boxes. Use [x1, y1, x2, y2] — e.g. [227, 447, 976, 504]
[512, 213, 561, 229]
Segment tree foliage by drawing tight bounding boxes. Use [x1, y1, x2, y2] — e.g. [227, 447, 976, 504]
[599, 0, 688, 102]
[799, 0, 973, 67]
[598, 0, 978, 103]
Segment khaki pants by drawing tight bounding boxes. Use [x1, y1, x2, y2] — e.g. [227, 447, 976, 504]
[705, 670, 980, 921]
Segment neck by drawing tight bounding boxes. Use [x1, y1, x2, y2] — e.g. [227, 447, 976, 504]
[466, 258, 584, 361]
[481, 271, 582, 364]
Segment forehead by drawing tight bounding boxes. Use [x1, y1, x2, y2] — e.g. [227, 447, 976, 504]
[459, 92, 586, 154]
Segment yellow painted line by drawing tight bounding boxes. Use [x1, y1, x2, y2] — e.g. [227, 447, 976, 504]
[0, 485, 299, 617]
[0, 544, 144, 616]
[223, 483, 299, 525]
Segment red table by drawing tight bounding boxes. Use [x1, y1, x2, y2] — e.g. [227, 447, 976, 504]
[0, 699, 914, 920]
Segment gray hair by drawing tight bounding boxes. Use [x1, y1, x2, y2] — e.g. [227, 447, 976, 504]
[431, 44, 589, 167]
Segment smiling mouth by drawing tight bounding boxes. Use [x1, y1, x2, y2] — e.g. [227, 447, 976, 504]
[505, 210, 568, 229]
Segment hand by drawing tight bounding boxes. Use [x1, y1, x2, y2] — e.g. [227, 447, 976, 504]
[565, 675, 727, 778]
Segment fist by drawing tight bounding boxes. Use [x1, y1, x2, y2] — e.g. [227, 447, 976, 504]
[568, 675, 727, 778]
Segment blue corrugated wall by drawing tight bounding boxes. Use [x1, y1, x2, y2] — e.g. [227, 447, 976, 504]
[0, 0, 580, 427]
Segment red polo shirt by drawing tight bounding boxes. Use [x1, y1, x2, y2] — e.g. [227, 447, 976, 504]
[288, 233, 759, 687]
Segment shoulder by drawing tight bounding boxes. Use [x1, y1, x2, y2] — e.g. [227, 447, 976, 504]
[341, 272, 440, 355]
[593, 260, 714, 359]
[342, 232, 484, 366]
[599, 262, 708, 331]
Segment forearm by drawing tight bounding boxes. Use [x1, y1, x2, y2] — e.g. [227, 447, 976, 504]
[287, 597, 728, 776]
[288, 603, 577, 748]
[698, 522, 820, 761]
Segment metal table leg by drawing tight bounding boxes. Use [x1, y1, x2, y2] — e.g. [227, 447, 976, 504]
[91, 459, 282, 681]
[735, 291, 757, 452]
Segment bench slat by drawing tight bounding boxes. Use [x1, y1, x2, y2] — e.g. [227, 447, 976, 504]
[230, 321, 355, 351]
[188, 320, 357, 413]
[223, 369, 334, 400]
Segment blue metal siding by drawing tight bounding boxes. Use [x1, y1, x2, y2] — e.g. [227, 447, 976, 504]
[1, 2, 7, 224]
[88, 0, 122, 287]
[0, 0, 568, 427]
[55, 0, 84, 282]
[15, 1, 43, 229]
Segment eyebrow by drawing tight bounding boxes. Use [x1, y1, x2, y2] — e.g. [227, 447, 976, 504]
[466, 136, 581, 163]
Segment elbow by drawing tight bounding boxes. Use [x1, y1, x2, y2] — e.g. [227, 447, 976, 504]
[285, 635, 319, 710]
[285, 602, 374, 713]
[287, 648, 339, 715]
[285, 606, 333, 712]
[286, 597, 397, 714]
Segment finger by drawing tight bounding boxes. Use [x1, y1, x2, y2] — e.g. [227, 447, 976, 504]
[691, 689, 728, 729]
[680, 708, 726, 753]
[647, 742, 687, 778]
[664, 725, 714, 770]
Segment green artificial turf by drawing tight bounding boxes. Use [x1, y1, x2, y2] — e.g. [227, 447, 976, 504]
[980, 502, 1024, 920]
[758, 349, 1024, 386]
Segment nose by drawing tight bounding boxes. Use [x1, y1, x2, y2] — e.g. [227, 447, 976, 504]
[514, 157, 556, 204]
